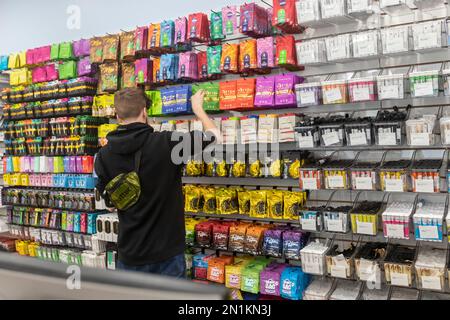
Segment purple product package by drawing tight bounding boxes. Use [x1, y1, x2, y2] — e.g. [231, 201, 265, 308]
[274, 74, 304, 107]
[262, 228, 284, 257]
[77, 57, 93, 76]
[222, 6, 238, 36]
[73, 39, 90, 57]
[175, 17, 188, 45]
[282, 229, 309, 260]
[63, 157, 70, 173]
[47, 157, 54, 173]
[69, 156, 77, 173]
[260, 263, 287, 296]
[254, 76, 275, 107]
[75, 156, 83, 173]
[257, 37, 275, 69]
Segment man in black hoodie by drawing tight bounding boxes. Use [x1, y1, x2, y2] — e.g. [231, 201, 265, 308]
[95, 88, 218, 278]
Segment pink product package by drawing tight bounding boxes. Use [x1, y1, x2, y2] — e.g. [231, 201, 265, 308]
[178, 52, 198, 79]
[260, 263, 287, 296]
[135, 27, 149, 52]
[222, 6, 238, 36]
[254, 76, 275, 107]
[135, 58, 153, 84]
[77, 57, 93, 76]
[26, 49, 36, 66]
[73, 39, 90, 57]
[275, 74, 304, 107]
[34, 46, 51, 64]
[32, 67, 47, 83]
[175, 17, 188, 44]
[257, 37, 275, 69]
[45, 64, 58, 81]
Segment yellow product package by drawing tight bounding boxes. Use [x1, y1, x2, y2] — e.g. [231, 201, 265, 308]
[249, 190, 267, 218]
[283, 191, 305, 220]
[202, 187, 217, 214]
[184, 185, 203, 213]
[186, 159, 204, 177]
[225, 262, 248, 289]
[215, 159, 229, 177]
[248, 159, 263, 178]
[231, 160, 247, 178]
[238, 190, 251, 215]
[267, 190, 284, 220]
[216, 188, 238, 215]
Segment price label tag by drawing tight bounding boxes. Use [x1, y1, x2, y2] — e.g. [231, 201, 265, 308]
[421, 276, 442, 290]
[300, 91, 316, 105]
[381, 85, 400, 99]
[386, 33, 406, 53]
[352, 86, 370, 101]
[350, 132, 367, 146]
[386, 224, 405, 238]
[385, 178, 404, 192]
[351, 0, 368, 12]
[355, 177, 373, 190]
[415, 179, 434, 193]
[390, 273, 409, 287]
[322, 2, 340, 19]
[324, 88, 343, 103]
[301, 218, 317, 231]
[414, 82, 434, 97]
[410, 132, 430, 146]
[357, 221, 375, 235]
[327, 219, 344, 232]
[331, 265, 348, 278]
[419, 225, 439, 240]
[302, 178, 318, 190]
[378, 132, 397, 145]
[322, 131, 340, 146]
[418, 33, 438, 49]
[298, 135, 314, 148]
[382, 0, 401, 6]
[327, 175, 345, 188]
[296, 2, 316, 22]
[304, 261, 321, 275]
[359, 260, 377, 281]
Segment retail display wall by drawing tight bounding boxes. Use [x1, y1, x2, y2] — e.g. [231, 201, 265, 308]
[2, 0, 450, 300]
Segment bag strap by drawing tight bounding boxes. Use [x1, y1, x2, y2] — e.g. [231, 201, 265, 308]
[134, 149, 142, 173]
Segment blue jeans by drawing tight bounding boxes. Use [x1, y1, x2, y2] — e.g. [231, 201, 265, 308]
[117, 254, 186, 279]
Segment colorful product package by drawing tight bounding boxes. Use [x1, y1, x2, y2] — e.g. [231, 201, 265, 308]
[59, 42, 74, 60]
[192, 82, 220, 112]
[244, 224, 267, 254]
[58, 61, 77, 80]
[238, 190, 251, 215]
[102, 35, 119, 62]
[260, 263, 287, 296]
[120, 32, 136, 61]
[239, 39, 258, 71]
[263, 228, 284, 257]
[275, 74, 302, 107]
[193, 253, 214, 280]
[241, 262, 268, 294]
[135, 58, 153, 85]
[188, 13, 211, 43]
[152, 57, 161, 83]
[77, 57, 94, 77]
[267, 190, 284, 220]
[249, 190, 267, 218]
[148, 24, 161, 49]
[210, 11, 225, 41]
[1, 55, 10, 71]
[240, 3, 270, 37]
[257, 37, 275, 69]
[197, 51, 208, 80]
[276, 35, 297, 67]
[184, 185, 202, 212]
[175, 85, 192, 113]
[225, 262, 247, 289]
[236, 78, 256, 110]
[207, 256, 234, 284]
[216, 188, 238, 215]
[273, 0, 299, 32]
[89, 37, 103, 64]
[121, 63, 136, 89]
[207, 46, 222, 75]
[161, 54, 179, 81]
[222, 6, 239, 36]
[195, 221, 214, 247]
[280, 267, 310, 300]
[175, 17, 188, 45]
[283, 191, 304, 220]
[178, 52, 198, 80]
[99, 63, 119, 93]
[212, 222, 231, 250]
[229, 223, 249, 252]
[201, 187, 216, 214]
[135, 26, 149, 53]
[282, 229, 308, 260]
[221, 44, 239, 73]
[219, 80, 237, 110]
[255, 76, 276, 107]
[160, 20, 175, 48]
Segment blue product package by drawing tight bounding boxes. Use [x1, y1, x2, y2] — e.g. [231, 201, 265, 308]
[73, 213, 81, 233]
[52, 174, 59, 188]
[63, 157, 70, 173]
[160, 20, 175, 48]
[280, 267, 310, 300]
[0, 56, 8, 71]
[161, 87, 178, 114]
[175, 85, 192, 113]
[87, 213, 98, 234]
[86, 176, 96, 189]
[6, 157, 13, 173]
[67, 175, 76, 188]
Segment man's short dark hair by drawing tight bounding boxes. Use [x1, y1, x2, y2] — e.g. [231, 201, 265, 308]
[114, 88, 149, 120]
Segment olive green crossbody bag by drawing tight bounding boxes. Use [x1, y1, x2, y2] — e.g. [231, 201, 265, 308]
[104, 149, 142, 211]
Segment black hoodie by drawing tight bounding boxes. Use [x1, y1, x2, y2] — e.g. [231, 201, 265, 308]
[95, 122, 212, 266]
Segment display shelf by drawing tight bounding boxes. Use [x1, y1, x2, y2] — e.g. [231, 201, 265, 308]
[182, 176, 300, 188]
[185, 211, 300, 225]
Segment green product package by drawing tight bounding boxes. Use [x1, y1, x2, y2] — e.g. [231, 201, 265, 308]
[146, 90, 163, 116]
[207, 46, 222, 75]
[59, 42, 74, 60]
[59, 61, 77, 80]
[192, 83, 220, 112]
[50, 44, 60, 60]
[241, 264, 264, 294]
[210, 12, 224, 41]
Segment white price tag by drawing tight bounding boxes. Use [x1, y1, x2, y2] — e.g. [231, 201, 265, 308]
[351, 0, 368, 12]
[414, 82, 434, 97]
[327, 175, 345, 188]
[322, 2, 340, 19]
[421, 276, 442, 290]
[357, 221, 375, 235]
[300, 91, 316, 104]
[385, 178, 404, 192]
[301, 218, 317, 231]
[296, 2, 316, 22]
[382, 0, 401, 6]
[302, 178, 318, 190]
[418, 33, 438, 49]
[415, 179, 434, 193]
[327, 219, 344, 232]
[381, 85, 400, 99]
[352, 86, 371, 101]
[350, 132, 368, 146]
[390, 273, 409, 287]
[378, 132, 397, 145]
[304, 261, 321, 275]
[331, 265, 348, 278]
[355, 177, 373, 190]
[386, 34, 406, 53]
[386, 224, 405, 238]
[322, 131, 340, 146]
[298, 135, 314, 148]
[359, 260, 377, 281]
[410, 132, 430, 146]
[418, 225, 439, 240]
[324, 88, 342, 103]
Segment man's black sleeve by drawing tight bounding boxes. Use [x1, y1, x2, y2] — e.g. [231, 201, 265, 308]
[94, 151, 109, 195]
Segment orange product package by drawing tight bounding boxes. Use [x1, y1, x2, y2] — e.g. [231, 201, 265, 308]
[219, 80, 237, 110]
[207, 255, 235, 284]
[236, 78, 256, 110]
[221, 43, 239, 73]
[228, 222, 250, 252]
[276, 35, 297, 67]
[239, 39, 257, 71]
[152, 57, 161, 83]
[148, 23, 161, 49]
[244, 224, 268, 255]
